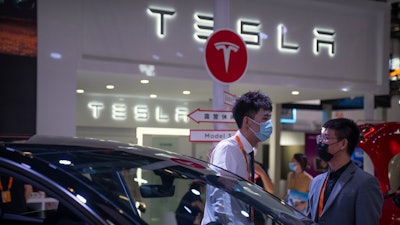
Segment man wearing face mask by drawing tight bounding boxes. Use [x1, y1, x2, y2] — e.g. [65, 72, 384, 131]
[201, 90, 273, 225]
[306, 118, 383, 225]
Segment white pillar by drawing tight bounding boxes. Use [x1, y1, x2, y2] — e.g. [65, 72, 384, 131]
[270, 103, 282, 196]
[322, 104, 332, 124]
[388, 95, 400, 121]
[212, 0, 230, 138]
[363, 93, 375, 121]
[37, 0, 81, 136]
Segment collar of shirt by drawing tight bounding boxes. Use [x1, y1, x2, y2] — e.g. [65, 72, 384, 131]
[236, 130, 253, 154]
[329, 161, 352, 180]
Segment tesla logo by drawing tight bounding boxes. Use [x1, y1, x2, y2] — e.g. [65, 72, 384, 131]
[87, 101, 189, 124]
[214, 42, 239, 73]
[205, 30, 247, 83]
[148, 7, 336, 57]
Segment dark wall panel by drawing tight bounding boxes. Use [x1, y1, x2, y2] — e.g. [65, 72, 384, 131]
[0, 54, 36, 136]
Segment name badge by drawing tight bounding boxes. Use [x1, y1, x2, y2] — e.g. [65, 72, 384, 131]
[1, 190, 11, 203]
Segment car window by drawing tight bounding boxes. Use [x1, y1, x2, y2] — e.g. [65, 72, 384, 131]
[78, 163, 305, 225]
[0, 174, 91, 225]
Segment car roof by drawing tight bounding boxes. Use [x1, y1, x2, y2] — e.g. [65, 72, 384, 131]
[1, 135, 239, 182]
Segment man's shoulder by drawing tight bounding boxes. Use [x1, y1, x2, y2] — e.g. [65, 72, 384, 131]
[352, 165, 378, 181]
[214, 136, 238, 149]
[210, 137, 240, 158]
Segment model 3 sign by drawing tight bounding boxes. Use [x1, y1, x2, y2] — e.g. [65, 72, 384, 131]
[205, 30, 248, 83]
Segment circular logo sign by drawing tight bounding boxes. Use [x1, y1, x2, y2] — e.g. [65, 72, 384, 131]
[205, 29, 248, 83]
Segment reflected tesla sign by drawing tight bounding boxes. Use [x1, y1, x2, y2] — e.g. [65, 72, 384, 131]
[205, 29, 248, 83]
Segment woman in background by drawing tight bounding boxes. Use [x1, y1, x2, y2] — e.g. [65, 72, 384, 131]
[285, 153, 313, 214]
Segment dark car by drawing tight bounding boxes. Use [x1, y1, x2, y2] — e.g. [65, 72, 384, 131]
[0, 135, 315, 225]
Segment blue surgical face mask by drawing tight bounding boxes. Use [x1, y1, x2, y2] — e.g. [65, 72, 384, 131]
[249, 118, 273, 142]
[288, 162, 297, 171]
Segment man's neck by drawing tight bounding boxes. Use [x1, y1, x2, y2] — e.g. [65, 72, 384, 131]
[329, 157, 351, 172]
[239, 128, 258, 147]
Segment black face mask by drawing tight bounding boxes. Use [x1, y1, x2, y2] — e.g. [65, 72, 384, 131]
[317, 142, 333, 162]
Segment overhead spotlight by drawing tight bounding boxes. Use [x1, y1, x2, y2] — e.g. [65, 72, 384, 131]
[150, 94, 157, 98]
[182, 90, 191, 95]
[291, 91, 300, 95]
[76, 89, 85, 94]
[176, 52, 183, 58]
[106, 85, 114, 89]
[341, 87, 349, 92]
[50, 52, 62, 59]
[140, 80, 149, 84]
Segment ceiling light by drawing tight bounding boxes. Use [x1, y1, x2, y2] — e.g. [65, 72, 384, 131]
[140, 79, 149, 84]
[50, 52, 62, 59]
[260, 32, 269, 40]
[176, 52, 183, 58]
[150, 94, 157, 98]
[182, 90, 191, 95]
[291, 90, 300, 95]
[106, 85, 115, 89]
[341, 87, 349, 92]
[76, 89, 85, 94]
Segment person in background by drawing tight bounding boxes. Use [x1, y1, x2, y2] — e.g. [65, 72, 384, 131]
[285, 153, 313, 214]
[253, 144, 274, 194]
[254, 161, 274, 194]
[175, 181, 206, 225]
[306, 118, 383, 225]
[201, 90, 273, 225]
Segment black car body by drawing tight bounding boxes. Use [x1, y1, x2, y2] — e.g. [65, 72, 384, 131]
[0, 135, 315, 225]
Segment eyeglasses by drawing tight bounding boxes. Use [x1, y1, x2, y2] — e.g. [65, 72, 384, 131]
[316, 134, 337, 144]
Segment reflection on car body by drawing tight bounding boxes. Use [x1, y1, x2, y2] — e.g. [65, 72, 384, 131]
[0, 135, 316, 225]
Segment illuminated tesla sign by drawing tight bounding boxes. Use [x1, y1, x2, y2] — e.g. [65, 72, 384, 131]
[148, 7, 336, 57]
[88, 101, 189, 124]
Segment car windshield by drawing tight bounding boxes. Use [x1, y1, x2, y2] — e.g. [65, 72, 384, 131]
[2, 142, 313, 225]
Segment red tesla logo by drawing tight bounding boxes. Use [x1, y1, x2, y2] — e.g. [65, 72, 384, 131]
[205, 29, 248, 83]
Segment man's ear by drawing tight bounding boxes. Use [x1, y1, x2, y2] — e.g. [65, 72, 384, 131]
[340, 138, 348, 150]
[243, 116, 251, 129]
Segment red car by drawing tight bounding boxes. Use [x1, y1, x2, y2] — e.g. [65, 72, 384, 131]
[358, 122, 400, 225]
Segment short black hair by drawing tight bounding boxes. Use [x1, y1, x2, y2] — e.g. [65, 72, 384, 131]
[232, 90, 272, 128]
[322, 118, 361, 155]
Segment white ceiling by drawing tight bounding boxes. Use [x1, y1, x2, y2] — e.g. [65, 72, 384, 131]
[77, 69, 364, 105]
[73, 0, 389, 107]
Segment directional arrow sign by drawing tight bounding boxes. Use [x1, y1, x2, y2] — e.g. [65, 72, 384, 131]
[188, 108, 235, 123]
[189, 130, 236, 142]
